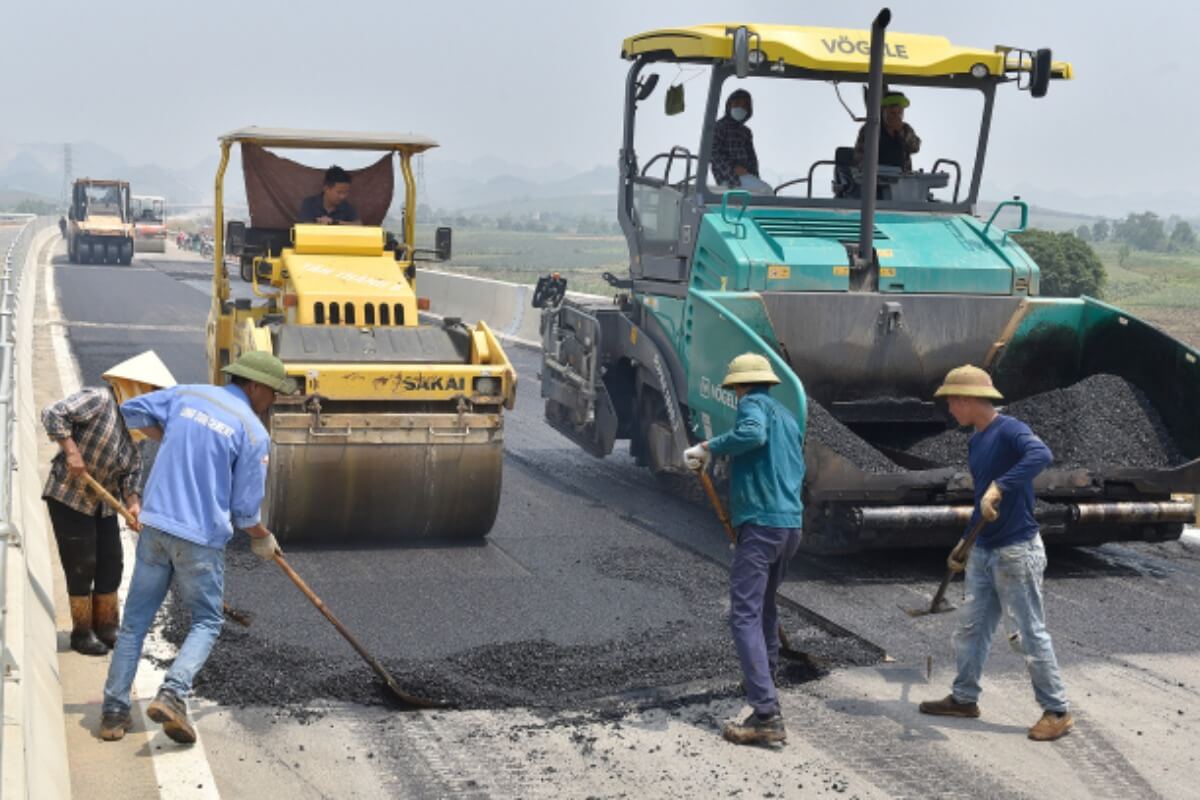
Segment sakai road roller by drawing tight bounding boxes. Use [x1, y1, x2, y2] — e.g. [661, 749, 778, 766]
[535, 13, 1200, 553]
[208, 127, 516, 542]
[66, 178, 135, 264]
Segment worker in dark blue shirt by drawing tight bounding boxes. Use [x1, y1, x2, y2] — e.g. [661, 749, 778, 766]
[298, 165, 361, 225]
[918, 365, 1073, 742]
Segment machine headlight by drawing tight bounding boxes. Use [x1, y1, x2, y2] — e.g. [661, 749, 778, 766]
[970, 62, 990, 79]
[473, 377, 500, 396]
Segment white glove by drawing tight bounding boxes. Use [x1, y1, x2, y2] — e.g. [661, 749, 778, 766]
[250, 532, 281, 561]
[683, 443, 710, 471]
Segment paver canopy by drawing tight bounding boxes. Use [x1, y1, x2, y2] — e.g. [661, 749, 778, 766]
[240, 143, 395, 229]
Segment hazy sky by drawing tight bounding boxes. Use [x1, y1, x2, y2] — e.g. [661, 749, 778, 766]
[2, 0, 1196, 199]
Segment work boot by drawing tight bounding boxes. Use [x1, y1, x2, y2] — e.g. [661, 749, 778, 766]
[146, 689, 196, 744]
[99, 710, 133, 742]
[92, 592, 121, 649]
[918, 694, 981, 718]
[722, 711, 787, 746]
[1028, 711, 1074, 741]
[68, 596, 108, 656]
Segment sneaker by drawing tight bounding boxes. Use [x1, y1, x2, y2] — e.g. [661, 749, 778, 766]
[98, 710, 132, 742]
[722, 711, 787, 745]
[146, 689, 196, 744]
[1028, 711, 1074, 741]
[918, 694, 981, 718]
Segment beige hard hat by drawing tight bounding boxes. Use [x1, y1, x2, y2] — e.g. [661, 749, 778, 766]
[721, 353, 781, 388]
[934, 365, 1003, 400]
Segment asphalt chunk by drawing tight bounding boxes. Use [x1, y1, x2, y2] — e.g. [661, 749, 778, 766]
[806, 399, 902, 474]
[907, 374, 1186, 469]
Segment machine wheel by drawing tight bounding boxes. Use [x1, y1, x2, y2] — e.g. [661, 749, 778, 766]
[634, 387, 676, 475]
[120, 240, 133, 265]
[78, 241, 90, 264]
[67, 238, 77, 264]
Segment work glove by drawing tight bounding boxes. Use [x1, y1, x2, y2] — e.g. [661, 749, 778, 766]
[981, 481, 1003, 522]
[250, 532, 281, 561]
[947, 538, 970, 573]
[683, 443, 710, 471]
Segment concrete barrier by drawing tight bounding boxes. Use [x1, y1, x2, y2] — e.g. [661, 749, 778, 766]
[2, 225, 71, 799]
[418, 268, 606, 348]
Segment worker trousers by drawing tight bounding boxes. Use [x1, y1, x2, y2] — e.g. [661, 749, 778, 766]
[730, 523, 802, 716]
[46, 498, 123, 596]
[103, 526, 225, 714]
[951, 534, 1069, 713]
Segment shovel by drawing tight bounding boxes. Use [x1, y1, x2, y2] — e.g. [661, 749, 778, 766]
[80, 472, 252, 626]
[903, 516, 987, 618]
[694, 469, 820, 668]
[271, 552, 451, 709]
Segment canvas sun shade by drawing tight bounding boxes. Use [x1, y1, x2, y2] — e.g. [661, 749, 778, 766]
[241, 144, 395, 229]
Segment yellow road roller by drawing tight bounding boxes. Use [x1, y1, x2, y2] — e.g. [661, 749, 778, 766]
[207, 127, 516, 542]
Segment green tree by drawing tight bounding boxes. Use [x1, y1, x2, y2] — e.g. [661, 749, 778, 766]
[1113, 211, 1167, 251]
[1014, 228, 1106, 298]
[1118, 243, 1131, 267]
[1168, 220, 1196, 251]
[1091, 219, 1109, 242]
[1074, 224, 1091, 241]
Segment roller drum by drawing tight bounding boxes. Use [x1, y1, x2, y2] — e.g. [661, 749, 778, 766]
[264, 410, 504, 542]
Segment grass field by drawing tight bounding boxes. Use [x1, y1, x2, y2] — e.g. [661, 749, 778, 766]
[418, 224, 626, 295]
[1094, 243, 1200, 348]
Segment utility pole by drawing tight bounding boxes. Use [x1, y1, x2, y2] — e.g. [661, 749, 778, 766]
[60, 143, 73, 211]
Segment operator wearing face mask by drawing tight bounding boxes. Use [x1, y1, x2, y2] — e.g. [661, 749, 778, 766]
[711, 89, 772, 194]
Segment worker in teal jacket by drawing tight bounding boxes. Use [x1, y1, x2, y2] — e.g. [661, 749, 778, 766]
[684, 353, 805, 746]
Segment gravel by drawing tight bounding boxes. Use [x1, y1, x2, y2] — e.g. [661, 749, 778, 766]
[805, 399, 902, 474]
[907, 374, 1185, 470]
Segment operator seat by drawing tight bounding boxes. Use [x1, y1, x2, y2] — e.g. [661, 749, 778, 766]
[833, 146, 858, 198]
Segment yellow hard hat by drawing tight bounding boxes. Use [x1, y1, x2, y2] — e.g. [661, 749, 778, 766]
[933, 365, 1003, 400]
[721, 353, 780, 388]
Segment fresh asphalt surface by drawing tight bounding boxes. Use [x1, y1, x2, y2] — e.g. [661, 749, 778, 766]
[51, 244, 1200, 793]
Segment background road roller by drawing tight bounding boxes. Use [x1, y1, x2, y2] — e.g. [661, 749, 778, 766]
[65, 178, 135, 264]
[207, 127, 516, 543]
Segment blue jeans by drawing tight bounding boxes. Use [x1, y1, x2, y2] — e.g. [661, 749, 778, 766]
[951, 534, 1068, 713]
[730, 524, 802, 716]
[102, 526, 225, 714]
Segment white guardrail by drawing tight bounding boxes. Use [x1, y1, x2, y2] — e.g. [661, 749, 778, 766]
[1, 216, 71, 800]
[419, 268, 605, 347]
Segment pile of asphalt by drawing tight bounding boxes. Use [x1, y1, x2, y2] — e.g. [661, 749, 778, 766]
[907, 374, 1184, 470]
[159, 546, 879, 714]
[805, 399, 902, 474]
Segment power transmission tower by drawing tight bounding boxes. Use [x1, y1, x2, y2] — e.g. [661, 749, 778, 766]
[61, 143, 73, 210]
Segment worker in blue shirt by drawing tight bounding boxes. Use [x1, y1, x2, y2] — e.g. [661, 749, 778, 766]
[99, 352, 298, 744]
[918, 365, 1073, 742]
[684, 353, 805, 746]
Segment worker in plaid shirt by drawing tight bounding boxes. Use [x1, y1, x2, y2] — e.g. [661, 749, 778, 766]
[41, 352, 175, 655]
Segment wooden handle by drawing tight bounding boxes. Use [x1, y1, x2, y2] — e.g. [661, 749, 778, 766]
[272, 553, 444, 709]
[80, 473, 137, 528]
[697, 470, 737, 545]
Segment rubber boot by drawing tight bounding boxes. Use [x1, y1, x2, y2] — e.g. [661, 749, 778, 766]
[68, 595, 108, 656]
[92, 592, 121, 649]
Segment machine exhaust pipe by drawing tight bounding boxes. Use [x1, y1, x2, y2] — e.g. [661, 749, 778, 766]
[855, 7, 891, 275]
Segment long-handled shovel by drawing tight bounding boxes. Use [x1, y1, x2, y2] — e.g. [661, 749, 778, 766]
[903, 516, 987, 618]
[694, 468, 817, 666]
[80, 472, 251, 626]
[270, 552, 450, 709]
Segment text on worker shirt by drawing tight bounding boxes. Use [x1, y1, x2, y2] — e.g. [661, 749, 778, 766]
[179, 406, 236, 438]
